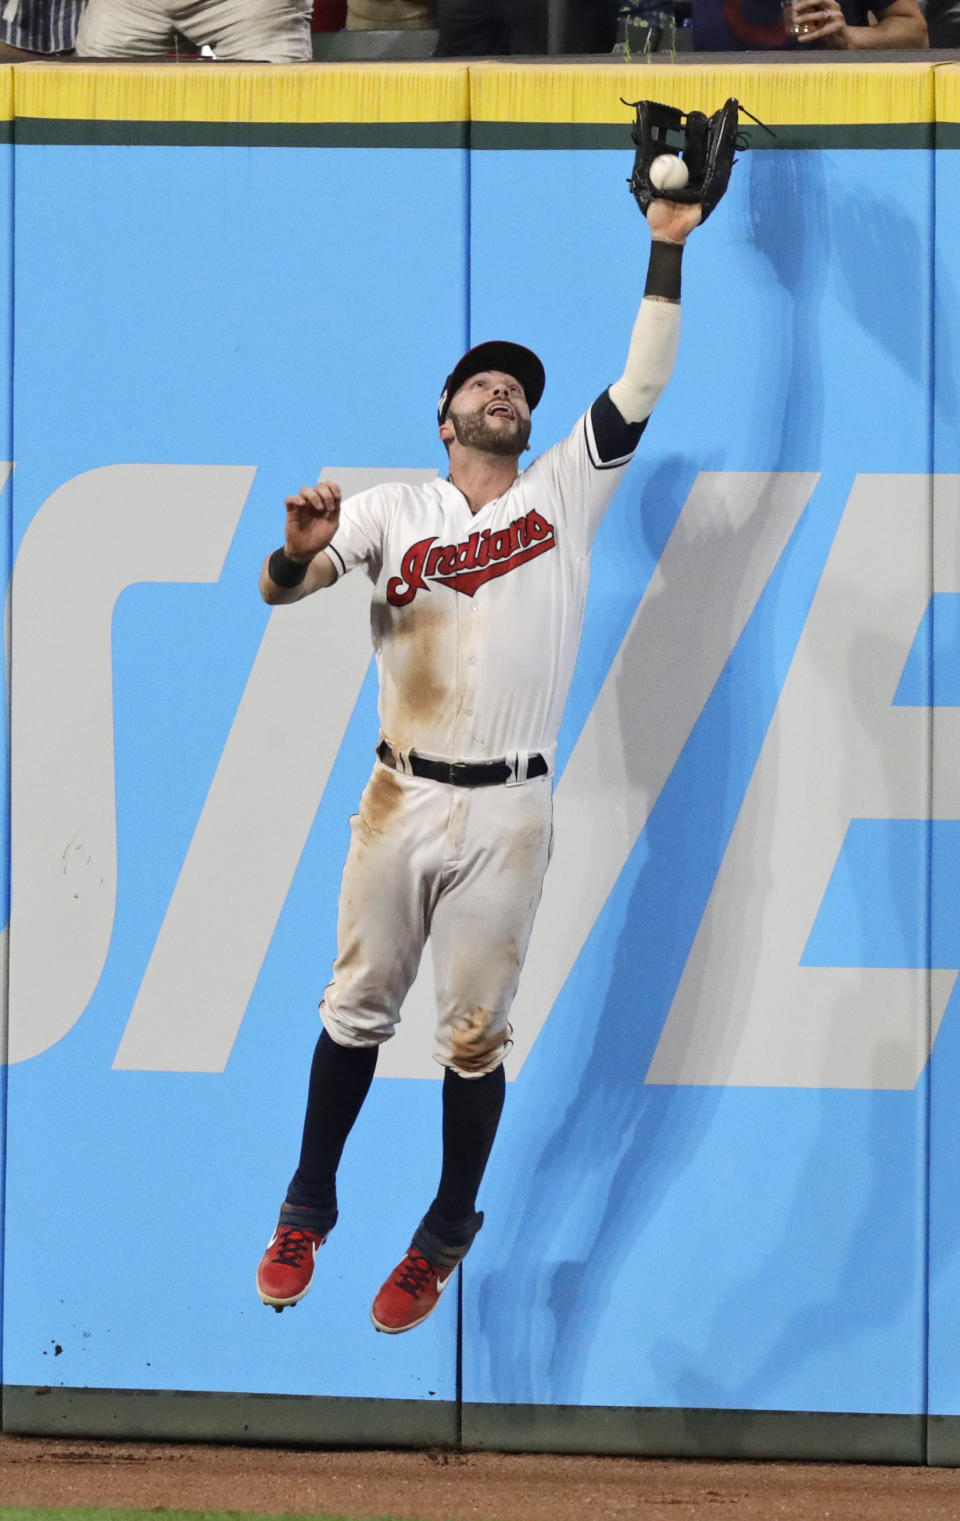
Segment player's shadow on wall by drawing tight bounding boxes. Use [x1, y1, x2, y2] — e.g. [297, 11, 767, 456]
[646, 1039, 923, 1433]
[934, 242, 960, 437]
[474, 452, 794, 1405]
[474, 149, 859, 1407]
[476, 449, 776, 1401]
[650, 611, 932, 1420]
[470, 452, 706, 1403]
[641, 159, 942, 1416]
[749, 147, 931, 458]
[828, 175, 927, 392]
[745, 149, 828, 470]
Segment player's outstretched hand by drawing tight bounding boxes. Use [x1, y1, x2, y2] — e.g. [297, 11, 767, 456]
[284, 478, 342, 562]
[645, 199, 702, 244]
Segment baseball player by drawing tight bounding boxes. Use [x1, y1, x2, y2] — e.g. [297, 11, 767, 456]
[256, 193, 702, 1335]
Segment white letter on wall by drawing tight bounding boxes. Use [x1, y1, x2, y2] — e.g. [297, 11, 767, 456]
[6, 465, 255, 1064]
[648, 473, 957, 1091]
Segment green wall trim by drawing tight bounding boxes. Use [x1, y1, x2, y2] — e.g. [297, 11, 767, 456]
[1, 1386, 458, 1447]
[10, 119, 940, 152]
[13, 119, 468, 149]
[3, 1386, 931, 1463]
[461, 1403, 926, 1463]
[925, 1418, 960, 1467]
[469, 122, 934, 151]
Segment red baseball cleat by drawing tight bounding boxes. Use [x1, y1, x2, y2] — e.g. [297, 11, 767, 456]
[370, 1213, 481, 1334]
[370, 1245, 457, 1334]
[256, 1226, 325, 1311]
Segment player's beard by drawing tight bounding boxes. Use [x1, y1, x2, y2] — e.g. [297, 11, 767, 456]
[450, 408, 532, 458]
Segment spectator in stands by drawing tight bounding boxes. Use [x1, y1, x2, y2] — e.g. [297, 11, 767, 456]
[74, 0, 313, 58]
[0, 0, 85, 51]
[434, 0, 546, 51]
[693, 0, 926, 46]
[347, 0, 434, 24]
[435, 0, 618, 52]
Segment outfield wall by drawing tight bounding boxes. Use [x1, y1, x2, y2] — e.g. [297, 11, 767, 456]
[2, 58, 960, 1461]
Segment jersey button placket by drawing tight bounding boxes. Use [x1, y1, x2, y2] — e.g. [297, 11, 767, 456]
[455, 593, 480, 748]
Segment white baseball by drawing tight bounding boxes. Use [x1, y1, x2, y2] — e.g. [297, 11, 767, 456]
[649, 154, 689, 192]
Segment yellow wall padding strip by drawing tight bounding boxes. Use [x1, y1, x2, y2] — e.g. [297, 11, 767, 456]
[7, 59, 945, 130]
[468, 61, 935, 127]
[935, 62, 960, 125]
[13, 61, 470, 124]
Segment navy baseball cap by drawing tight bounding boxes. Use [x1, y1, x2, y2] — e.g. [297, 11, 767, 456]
[438, 340, 546, 424]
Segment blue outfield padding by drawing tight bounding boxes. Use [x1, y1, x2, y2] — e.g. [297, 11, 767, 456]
[0, 121, 953, 1442]
[0, 132, 11, 1398]
[926, 142, 960, 1424]
[462, 144, 932, 1417]
[3, 140, 468, 1405]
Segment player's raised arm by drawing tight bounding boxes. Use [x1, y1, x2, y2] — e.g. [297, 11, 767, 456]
[605, 201, 697, 431]
[604, 98, 741, 431]
[260, 478, 342, 604]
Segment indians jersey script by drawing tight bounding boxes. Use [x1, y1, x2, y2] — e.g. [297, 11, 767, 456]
[326, 393, 645, 762]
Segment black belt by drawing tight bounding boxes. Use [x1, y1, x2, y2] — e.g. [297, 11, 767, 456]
[377, 739, 548, 788]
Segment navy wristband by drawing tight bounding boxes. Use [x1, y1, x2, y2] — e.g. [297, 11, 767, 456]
[268, 547, 310, 587]
[644, 241, 683, 302]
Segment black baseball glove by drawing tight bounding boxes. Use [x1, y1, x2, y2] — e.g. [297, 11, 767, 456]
[625, 97, 744, 223]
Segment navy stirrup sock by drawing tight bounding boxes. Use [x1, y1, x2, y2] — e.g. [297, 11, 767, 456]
[283, 1028, 378, 1236]
[424, 1064, 506, 1244]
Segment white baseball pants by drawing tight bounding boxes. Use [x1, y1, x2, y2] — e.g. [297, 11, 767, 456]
[321, 762, 553, 1077]
[74, 0, 312, 59]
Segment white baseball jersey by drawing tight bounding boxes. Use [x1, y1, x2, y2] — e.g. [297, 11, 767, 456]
[325, 394, 644, 765]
